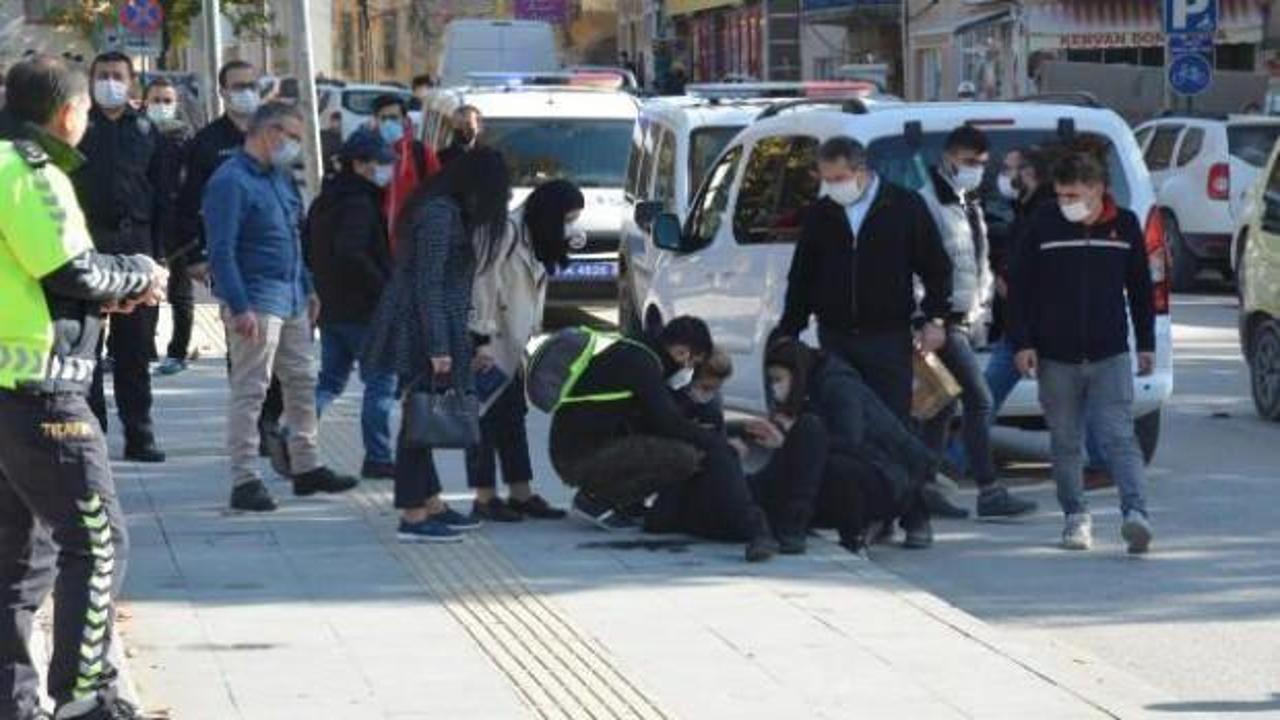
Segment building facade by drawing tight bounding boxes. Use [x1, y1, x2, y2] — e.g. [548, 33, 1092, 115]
[800, 0, 902, 89]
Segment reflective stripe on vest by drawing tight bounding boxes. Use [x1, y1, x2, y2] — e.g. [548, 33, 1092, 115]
[554, 328, 661, 411]
[0, 344, 95, 386]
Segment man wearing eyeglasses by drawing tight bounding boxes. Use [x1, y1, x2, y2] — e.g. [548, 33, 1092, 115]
[203, 101, 358, 513]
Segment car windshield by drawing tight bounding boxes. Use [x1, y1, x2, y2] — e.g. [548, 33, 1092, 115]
[1228, 124, 1280, 168]
[484, 119, 634, 188]
[689, 126, 744, 200]
[342, 90, 409, 115]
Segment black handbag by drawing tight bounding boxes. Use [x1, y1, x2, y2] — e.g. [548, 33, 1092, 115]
[401, 373, 480, 450]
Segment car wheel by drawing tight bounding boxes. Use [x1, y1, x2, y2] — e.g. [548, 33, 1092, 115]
[1165, 213, 1199, 293]
[1134, 410, 1160, 465]
[1250, 320, 1280, 421]
[619, 286, 641, 337]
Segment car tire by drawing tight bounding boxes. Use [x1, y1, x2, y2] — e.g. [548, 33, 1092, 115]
[1249, 319, 1280, 421]
[618, 281, 642, 337]
[1134, 410, 1160, 465]
[1165, 213, 1199, 293]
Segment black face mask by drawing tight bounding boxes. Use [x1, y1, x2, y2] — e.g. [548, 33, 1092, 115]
[454, 129, 476, 146]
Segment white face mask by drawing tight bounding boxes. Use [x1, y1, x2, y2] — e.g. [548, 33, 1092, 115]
[564, 220, 588, 251]
[271, 138, 301, 168]
[952, 164, 984, 192]
[226, 89, 260, 116]
[373, 164, 395, 187]
[667, 367, 695, 391]
[687, 386, 716, 405]
[1060, 200, 1093, 224]
[997, 174, 1018, 200]
[146, 103, 176, 123]
[822, 177, 864, 206]
[770, 379, 792, 405]
[93, 79, 130, 109]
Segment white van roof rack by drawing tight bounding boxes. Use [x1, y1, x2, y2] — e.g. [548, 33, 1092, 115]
[465, 71, 627, 91]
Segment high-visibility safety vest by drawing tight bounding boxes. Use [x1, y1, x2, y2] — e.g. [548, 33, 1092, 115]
[526, 326, 662, 413]
[0, 139, 95, 390]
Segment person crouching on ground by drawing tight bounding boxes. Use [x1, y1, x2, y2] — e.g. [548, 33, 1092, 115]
[363, 147, 511, 543]
[551, 317, 780, 562]
[463, 180, 585, 523]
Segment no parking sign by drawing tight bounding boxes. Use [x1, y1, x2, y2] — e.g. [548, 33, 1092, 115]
[119, 0, 164, 35]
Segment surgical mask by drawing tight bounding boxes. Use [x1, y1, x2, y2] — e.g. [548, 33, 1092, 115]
[271, 138, 301, 168]
[454, 128, 476, 146]
[93, 79, 129, 109]
[822, 178, 864, 206]
[373, 164, 394, 187]
[379, 119, 404, 145]
[770, 379, 792, 405]
[146, 103, 176, 123]
[997, 174, 1018, 200]
[565, 220, 588, 251]
[952, 164, 984, 192]
[1060, 200, 1093, 224]
[666, 367, 695, 391]
[227, 89, 260, 116]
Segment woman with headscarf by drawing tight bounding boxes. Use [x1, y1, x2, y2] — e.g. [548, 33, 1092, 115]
[364, 147, 511, 543]
[464, 179, 586, 522]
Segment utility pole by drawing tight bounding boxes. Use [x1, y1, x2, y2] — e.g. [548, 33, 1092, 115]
[290, 0, 323, 198]
[203, 0, 224, 120]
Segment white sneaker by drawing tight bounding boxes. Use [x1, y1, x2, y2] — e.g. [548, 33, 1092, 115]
[1121, 511, 1153, 555]
[1061, 513, 1093, 551]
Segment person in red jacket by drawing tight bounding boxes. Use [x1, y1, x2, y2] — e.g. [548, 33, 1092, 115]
[371, 94, 440, 251]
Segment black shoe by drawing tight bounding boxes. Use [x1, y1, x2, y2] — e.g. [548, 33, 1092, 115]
[230, 480, 278, 512]
[123, 442, 166, 463]
[508, 494, 567, 520]
[745, 534, 780, 563]
[360, 460, 396, 480]
[976, 485, 1038, 520]
[571, 491, 637, 531]
[922, 483, 970, 520]
[292, 467, 358, 496]
[902, 518, 934, 550]
[472, 497, 524, 523]
[838, 531, 867, 555]
[777, 532, 807, 555]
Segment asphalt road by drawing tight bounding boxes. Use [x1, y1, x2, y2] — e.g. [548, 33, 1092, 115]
[873, 291, 1280, 717]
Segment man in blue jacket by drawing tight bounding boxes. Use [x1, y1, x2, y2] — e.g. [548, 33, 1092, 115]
[204, 101, 357, 512]
[1011, 148, 1155, 554]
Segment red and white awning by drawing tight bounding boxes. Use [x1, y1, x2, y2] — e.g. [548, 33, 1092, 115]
[1024, 0, 1266, 50]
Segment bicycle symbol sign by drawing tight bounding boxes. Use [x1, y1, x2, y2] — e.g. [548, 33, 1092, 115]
[119, 0, 163, 34]
[1169, 53, 1212, 96]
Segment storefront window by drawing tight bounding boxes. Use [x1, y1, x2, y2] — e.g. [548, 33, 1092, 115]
[918, 48, 942, 101]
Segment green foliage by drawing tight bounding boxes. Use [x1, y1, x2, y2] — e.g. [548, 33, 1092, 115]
[46, 0, 282, 57]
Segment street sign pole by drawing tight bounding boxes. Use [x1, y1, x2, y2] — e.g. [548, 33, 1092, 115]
[290, 0, 322, 199]
[203, 0, 223, 120]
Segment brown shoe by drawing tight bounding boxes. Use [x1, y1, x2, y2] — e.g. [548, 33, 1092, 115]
[1083, 468, 1114, 491]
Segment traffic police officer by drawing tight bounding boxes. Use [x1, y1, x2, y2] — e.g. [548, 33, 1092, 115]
[0, 54, 164, 720]
[72, 51, 167, 462]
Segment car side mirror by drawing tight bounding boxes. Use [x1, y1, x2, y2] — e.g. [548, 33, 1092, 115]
[634, 200, 664, 229]
[653, 212, 685, 252]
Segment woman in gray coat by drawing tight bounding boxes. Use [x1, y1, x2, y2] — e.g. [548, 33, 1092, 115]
[365, 147, 511, 543]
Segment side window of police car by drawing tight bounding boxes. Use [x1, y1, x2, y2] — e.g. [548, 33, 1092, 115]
[733, 135, 820, 245]
[624, 121, 644, 199]
[685, 145, 744, 250]
[653, 128, 678, 209]
[637, 122, 659, 200]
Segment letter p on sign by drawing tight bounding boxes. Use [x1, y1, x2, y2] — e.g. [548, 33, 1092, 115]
[1171, 0, 1212, 31]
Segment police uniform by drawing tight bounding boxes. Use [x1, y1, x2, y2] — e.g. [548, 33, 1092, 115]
[0, 122, 155, 718]
[71, 105, 164, 454]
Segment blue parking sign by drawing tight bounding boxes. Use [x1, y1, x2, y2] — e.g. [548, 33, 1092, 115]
[1169, 52, 1213, 96]
[1164, 0, 1217, 34]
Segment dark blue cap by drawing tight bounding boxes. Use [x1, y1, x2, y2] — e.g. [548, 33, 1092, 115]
[341, 126, 397, 163]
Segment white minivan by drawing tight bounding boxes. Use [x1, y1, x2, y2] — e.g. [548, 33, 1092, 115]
[420, 73, 640, 301]
[438, 19, 558, 88]
[644, 100, 1174, 459]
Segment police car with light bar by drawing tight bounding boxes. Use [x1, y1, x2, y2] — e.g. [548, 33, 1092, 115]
[419, 71, 640, 303]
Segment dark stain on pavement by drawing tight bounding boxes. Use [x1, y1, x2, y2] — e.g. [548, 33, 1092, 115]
[577, 539, 695, 553]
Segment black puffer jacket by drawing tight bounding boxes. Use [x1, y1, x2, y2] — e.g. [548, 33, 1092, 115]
[307, 170, 390, 325]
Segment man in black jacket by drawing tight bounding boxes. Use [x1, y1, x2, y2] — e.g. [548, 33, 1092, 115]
[1011, 149, 1156, 555]
[779, 136, 953, 422]
[73, 51, 167, 462]
[436, 105, 482, 167]
[310, 128, 398, 480]
[550, 318, 779, 562]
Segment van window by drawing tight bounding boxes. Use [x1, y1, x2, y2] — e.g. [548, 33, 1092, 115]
[342, 89, 410, 115]
[625, 123, 644, 198]
[1176, 128, 1204, 166]
[733, 136, 820, 245]
[1228, 124, 1280, 168]
[653, 128, 678, 208]
[636, 123, 658, 198]
[1133, 126, 1154, 151]
[686, 145, 743, 250]
[1144, 126, 1183, 171]
[689, 126, 745, 201]
[483, 118, 634, 188]
[867, 129, 1133, 210]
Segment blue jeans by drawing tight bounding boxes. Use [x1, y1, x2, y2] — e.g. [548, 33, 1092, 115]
[1038, 355, 1147, 517]
[315, 322, 397, 465]
[948, 340, 1108, 473]
[923, 326, 997, 486]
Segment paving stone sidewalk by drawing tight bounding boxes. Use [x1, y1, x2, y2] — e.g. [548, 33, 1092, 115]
[103, 306, 1183, 719]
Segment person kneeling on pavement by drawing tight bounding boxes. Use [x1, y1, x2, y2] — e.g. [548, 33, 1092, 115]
[547, 318, 780, 562]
